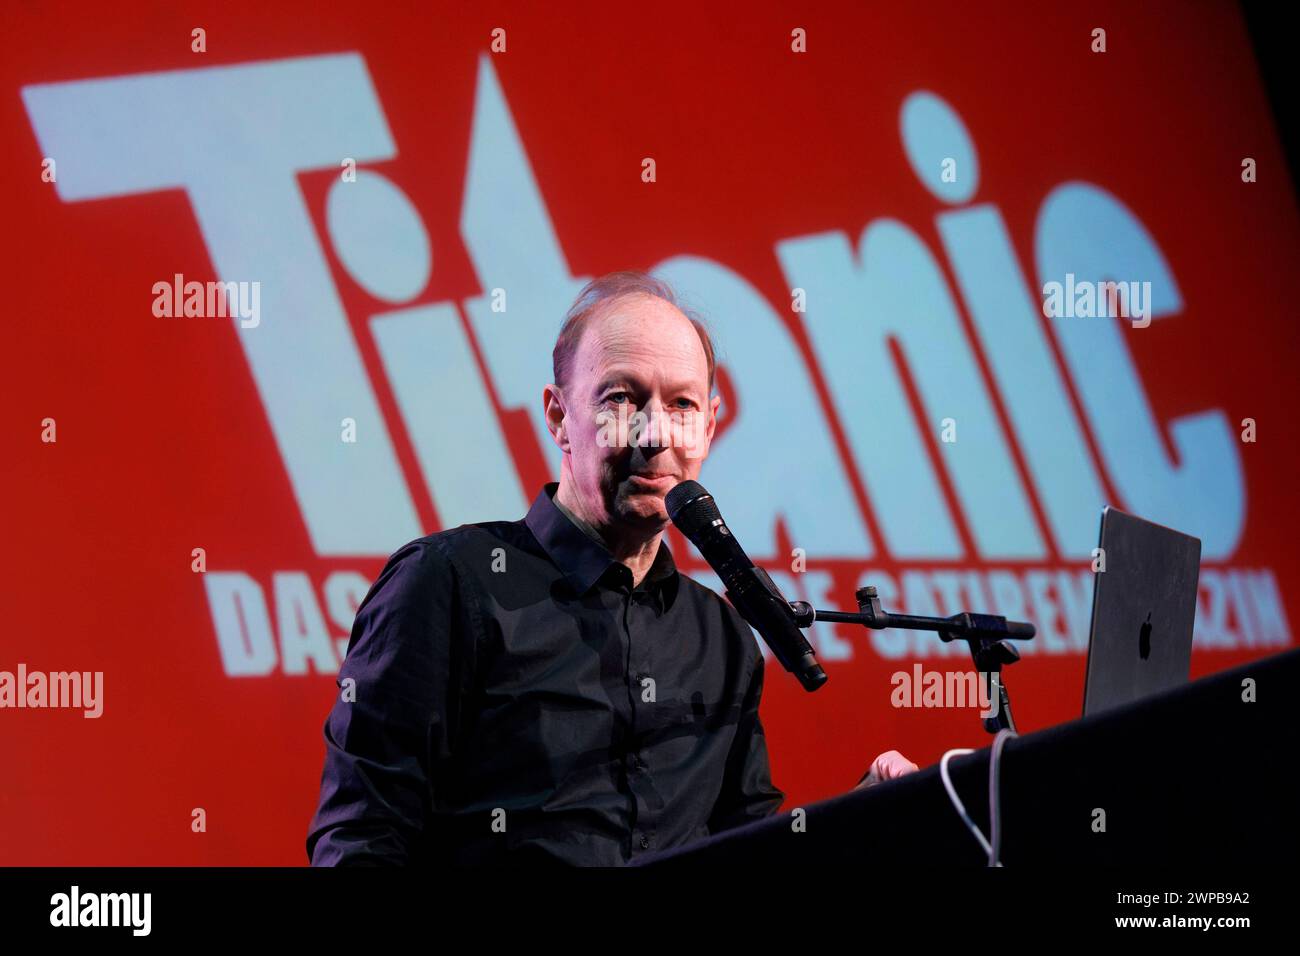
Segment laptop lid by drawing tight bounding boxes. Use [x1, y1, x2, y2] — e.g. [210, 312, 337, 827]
[1082, 507, 1202, 717]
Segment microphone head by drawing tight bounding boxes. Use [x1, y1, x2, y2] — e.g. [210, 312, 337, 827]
[665, 480, 721, 537]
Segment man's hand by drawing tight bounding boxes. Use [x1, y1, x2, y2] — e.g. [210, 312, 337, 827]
[853, 750, 919, 791]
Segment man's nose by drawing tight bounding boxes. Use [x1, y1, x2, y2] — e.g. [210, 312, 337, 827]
[635, 398, 665, 448]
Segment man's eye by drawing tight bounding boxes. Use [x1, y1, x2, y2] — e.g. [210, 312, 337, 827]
[607, 392, 631, 404]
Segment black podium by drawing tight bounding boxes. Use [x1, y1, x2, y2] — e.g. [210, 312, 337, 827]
[635, 648, 1300, 866]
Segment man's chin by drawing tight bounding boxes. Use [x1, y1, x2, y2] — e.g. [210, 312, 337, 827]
[616, 488, 670, 525]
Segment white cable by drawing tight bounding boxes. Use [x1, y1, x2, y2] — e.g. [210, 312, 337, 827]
[939, 730, 1018, 867]
[988, 728, 1017, 867]
[939, 748, 990, 859]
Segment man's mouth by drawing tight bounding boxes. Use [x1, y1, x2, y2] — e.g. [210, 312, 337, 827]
[626, 473, 676, 489]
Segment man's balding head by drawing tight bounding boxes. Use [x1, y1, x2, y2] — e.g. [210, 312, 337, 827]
[543, 271, 722, 532]
[552, 271, 717, 395]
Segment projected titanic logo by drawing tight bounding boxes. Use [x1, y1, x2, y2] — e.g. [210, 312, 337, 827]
[21, 54, 1287, 677]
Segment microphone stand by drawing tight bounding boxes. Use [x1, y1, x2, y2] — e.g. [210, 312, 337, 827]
[788, 586, 1036, 735]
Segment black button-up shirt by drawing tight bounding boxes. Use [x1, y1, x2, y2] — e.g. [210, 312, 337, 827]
[307, 482, 784, 865]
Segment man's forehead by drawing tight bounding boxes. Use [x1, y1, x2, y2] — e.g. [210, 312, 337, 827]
[576, 302, 708, 374]
[591, 297, 690, 337]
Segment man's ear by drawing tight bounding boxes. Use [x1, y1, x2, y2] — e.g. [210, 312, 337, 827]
[685, 392, 722, 464]
[542, 384, 570, 452]
[704, 393, 722, 446]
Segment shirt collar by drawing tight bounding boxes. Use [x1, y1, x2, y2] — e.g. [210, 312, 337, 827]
[524, 483, 679, 609]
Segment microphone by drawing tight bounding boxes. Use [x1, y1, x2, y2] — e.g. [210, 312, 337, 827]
[666, 480, 828, 692]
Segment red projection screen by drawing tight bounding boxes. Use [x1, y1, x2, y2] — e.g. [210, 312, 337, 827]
[2, 0, 1296, 865]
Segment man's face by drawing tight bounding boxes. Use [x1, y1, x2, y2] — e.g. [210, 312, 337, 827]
[545, 295, 720, 531]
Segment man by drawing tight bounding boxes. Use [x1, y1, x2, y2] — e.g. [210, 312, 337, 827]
[306, 271, 916, 866]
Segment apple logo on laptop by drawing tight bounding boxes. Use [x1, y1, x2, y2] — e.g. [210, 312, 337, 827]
[1139, 611, 1153, 660]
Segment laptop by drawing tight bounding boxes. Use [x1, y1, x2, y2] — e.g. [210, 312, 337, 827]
[1081, 507, 1202, 717]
